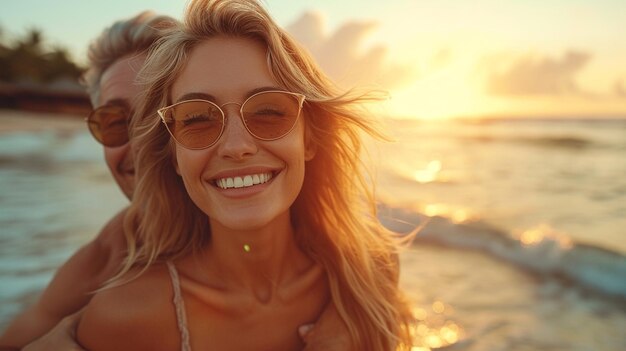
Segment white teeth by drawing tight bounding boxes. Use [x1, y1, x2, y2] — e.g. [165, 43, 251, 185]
[234, 177, 244, 188]
[215, 172, 274, 189]
[243, 175, 252, 186]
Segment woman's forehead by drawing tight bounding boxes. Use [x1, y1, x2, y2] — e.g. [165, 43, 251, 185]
[170, 37, 276, 103]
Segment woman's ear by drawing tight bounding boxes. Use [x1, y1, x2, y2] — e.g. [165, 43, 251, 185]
[304, 142, 317, 161]
[173, 159, 181, 175]
[171, 144, 181, 175]
[304, 146, 317, 161]
[303, 121, 317, 161]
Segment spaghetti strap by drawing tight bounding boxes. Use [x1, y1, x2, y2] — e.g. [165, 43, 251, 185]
[167, 261, 192, 351]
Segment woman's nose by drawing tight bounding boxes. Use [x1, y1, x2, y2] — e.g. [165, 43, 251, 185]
[215, 106, 258, 160]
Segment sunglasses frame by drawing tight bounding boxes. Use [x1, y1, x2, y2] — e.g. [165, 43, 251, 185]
[85, 104, 131, 147]
[158, 90, 306, 150]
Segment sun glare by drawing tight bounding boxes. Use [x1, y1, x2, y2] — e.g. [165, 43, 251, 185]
[385, 53, 487, 120]
[414, 160, 442, 184]
[407, 303, 465, 350]
[518, 224, 573, 249]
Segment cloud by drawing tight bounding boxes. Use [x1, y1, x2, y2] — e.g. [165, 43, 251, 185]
[613, 79, 626, 98]
[286, 12, 414, 89]
[483, 50, 592, 96]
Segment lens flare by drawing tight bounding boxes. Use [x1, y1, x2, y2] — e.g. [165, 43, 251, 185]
[414, 160, 442, 184]
[406, 302, 465, 349]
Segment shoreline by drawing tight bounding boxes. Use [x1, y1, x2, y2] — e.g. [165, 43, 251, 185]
[0, 109, 85, 134]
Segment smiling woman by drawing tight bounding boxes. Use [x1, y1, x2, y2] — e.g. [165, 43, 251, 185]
[166, 37, 313, 232]
[75, 0, 414, 350]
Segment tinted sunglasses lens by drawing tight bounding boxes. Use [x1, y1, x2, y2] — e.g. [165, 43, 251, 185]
[165, 101, 223, 149]
[242, 92, 300, 140]
[87, 106, 129, 147]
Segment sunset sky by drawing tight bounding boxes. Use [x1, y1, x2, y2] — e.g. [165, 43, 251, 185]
[2, 0, 625, 119]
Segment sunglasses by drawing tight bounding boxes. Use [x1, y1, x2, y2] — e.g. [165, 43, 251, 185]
[85, 104, 130, 147]
[158, 90, 305, 150]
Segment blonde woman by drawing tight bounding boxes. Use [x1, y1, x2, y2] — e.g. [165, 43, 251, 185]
[77, 1, 413, 350]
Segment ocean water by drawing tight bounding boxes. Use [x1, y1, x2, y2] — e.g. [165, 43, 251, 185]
[0, 112, 625, 350]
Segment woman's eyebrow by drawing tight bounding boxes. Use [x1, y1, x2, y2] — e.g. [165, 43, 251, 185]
[246, 86, 284, 97]
[175, 86, 284, 104]
[175, 92, 215, 103]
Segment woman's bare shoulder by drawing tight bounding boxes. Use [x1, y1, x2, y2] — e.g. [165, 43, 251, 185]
[76, 264, 180, 351]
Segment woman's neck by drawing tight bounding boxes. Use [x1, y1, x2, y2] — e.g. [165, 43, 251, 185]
[201, 211, 311, 302]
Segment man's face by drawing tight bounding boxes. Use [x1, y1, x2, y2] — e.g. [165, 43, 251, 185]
[96, 53, 147, 199]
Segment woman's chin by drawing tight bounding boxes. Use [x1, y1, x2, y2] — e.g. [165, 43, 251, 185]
[208, 206, 292, 233]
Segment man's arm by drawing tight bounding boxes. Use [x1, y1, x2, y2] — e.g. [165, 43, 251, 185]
[300, 302, 354, 351]
[0, 209, 127, 348]
[20, 311, 85, 351]
[299, 252, 400, 351]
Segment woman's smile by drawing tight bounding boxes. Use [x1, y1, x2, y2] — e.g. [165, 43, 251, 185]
[209, 171, 278, 199]
[213, 171, 275, 189]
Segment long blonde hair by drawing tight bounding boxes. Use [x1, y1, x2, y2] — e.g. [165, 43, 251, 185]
[121, 1, 413, 349]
